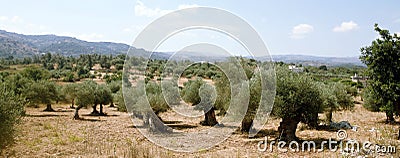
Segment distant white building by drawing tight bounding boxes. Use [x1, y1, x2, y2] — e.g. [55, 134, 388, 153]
[351, 73, 369, 87]
[288, 65, 304, 73]
[351, 73, 368, 82]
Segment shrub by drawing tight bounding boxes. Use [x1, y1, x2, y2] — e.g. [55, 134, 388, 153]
[0, 83, 25, 150]
[181, 78, 204, 105]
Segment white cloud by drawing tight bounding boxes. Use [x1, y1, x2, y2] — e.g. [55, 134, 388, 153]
[134, 1, 199, 18]
[333, 21, 359, 32]
[11, 16, 23, 23]
[0, 16, 8, 21]
[134, 1, 171, 18]
[290, 24, 314, 39]
[178, 4, 200, 10]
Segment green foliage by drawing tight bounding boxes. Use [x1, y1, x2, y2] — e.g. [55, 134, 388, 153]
[181, 78, 204, 105]
[214, 73, 230, 114]
[332, 83, 354, 111]
[0, 82, 26, 150]
[161, 80, 181, 105]
[145, 81, 170, 115]
[318, 65, 328, 71]
[115, 90, 126, 112]
[193, 84, 217, 111]
[241, 72, 262, 128]
[75, 81, 96, 108]
[360, 24, 400, 121]
[94, 84, 113, 106]
[319, 82, 354, 122]
[272, 66, 324, 127]
[22, 80, 58, 106]
[3, 73, 32, 95]
[108, 81, 121, 93]
[20, 67, 50, 81]
[63, 83, 78, 106]
[362, 86, 381, 112]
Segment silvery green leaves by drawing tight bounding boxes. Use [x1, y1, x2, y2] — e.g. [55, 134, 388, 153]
[123, 7, 275, 152]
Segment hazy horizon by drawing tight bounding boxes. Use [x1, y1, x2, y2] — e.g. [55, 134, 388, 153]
[1, 0, 399, 57]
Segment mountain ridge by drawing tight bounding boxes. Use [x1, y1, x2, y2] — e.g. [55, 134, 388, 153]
[0, 29, 364, 66]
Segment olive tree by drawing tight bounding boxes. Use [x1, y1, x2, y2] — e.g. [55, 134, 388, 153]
[360, 24, 400, 123]
[22, 80, 58, 112]
[20, 67, 50, 82]
[126, 80, 172, 132]
[181, 78, 203, 105]
[74, 81, 96, 119]
[0, 83, 25, 150]
[92, 84, 113, 116]
[107, 80, 121, 107]
[62, 83, 79, 109]
[272, 67, 324, 141]
[181, 78, 220, 126]
[195, 84, 219, 126]
[319, 82, 354, 123]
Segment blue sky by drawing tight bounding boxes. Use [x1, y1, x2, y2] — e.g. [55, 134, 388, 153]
[0, 0, 399, 57]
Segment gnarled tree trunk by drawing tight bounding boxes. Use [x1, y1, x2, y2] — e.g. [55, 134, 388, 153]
[386, 112, 395, 124]
[110, 101, 114, 107]
[241, 118, 254, 133]
[70, 98, 75, 109]
[43, 104, 55, 112]
[73, 105, 83, 120]
[201, 107, 218, 126]
[326, 108, 333, 124]
[99, 103, 106, 116]
[91, 104, 99, 115]
[145, 112, 172, 133]
[278, 116, 300, 142]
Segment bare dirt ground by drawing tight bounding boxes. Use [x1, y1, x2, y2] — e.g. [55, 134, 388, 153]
[2, 97, 400, 158]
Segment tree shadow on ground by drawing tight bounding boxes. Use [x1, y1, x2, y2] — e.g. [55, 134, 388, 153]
[75, 118, 105, 122]
[25, 114, 68, 117]
[377, 120, 400, 125]
[167, 124, 198, 130]
[82, 113, 119, 117]
[38, 109, 74, 112]
[127, 125, 146, 129]
[163, 120, 182, 124]
[54, 109, 75, 112]
[245, 129, 279, 139]
[315, 125, 341, 132]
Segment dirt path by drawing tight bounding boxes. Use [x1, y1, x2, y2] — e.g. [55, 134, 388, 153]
[2, 101, 400, 157]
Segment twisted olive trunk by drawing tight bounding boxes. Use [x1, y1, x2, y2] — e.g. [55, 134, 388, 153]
[202, 107, 218, 126]
[99, 103, 106, 116]
[73, 105, 83, 120]
[70, 98, 75, 109]
[146, 112, 172, 133]
[43, 104, 55, 112]
[109, 101, 114, 107]
[91, 104, 99, 115]
[278, 116, 301, 142]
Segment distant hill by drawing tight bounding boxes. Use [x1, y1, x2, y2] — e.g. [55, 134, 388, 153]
[270, 55, 364, 67]
[0, 30, 131, 57]
[0, 30, 364, 66]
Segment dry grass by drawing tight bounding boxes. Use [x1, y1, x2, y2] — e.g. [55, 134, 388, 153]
[1, 97, 399, 157]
